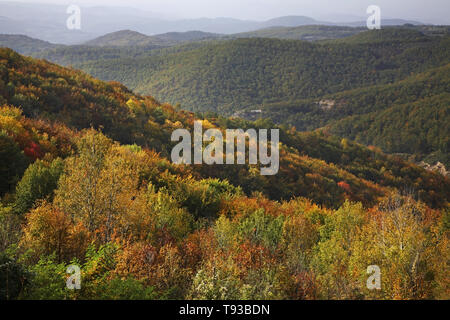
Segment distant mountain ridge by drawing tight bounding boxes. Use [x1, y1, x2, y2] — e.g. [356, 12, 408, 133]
[0, 1, 428, 44]
[0, 34, 61, 55]
[26, 27, 446, 167]
[84, 30, 222, 47]
[5, 24, 441, 55]
[342, 18, 425, 27]
[261, 15, 319, 27]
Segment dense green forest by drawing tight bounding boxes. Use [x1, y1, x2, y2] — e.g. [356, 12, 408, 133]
[84, 30, 221, 47]
[33, 28, 449, 115]
[0, 48, 448, 300]
[252, 64, 450, 166]
[1, 48, 448, 208]
[0, 35, 60, 55]
[230, 25, 450, 41]
[28, 27, 449, 165]
[328, 92, 449, 166]
[4, 25, 449, 169]
[228, 25, 366, 41]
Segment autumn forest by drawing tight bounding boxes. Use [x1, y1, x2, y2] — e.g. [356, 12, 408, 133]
[0, 4, 449, 302]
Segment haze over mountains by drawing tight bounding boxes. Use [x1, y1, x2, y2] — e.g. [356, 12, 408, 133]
[0, 1, 426, 44]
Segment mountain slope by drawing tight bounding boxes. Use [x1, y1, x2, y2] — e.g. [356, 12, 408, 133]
[245, 63, 450, 165]
[84, 30, 221, 47]
[0, 34, 61, 54]
[327, 92, 450, 166]
[1, 47, 448, 209]
[0, 1, 429, 44]
[84, 30, 153, 47]
[1, 50, 448, 301]
[261, 15, 319, 27]
[230, 25, 365, 41]
[24, 27, 450, 167]
[67, 29, 449, 115]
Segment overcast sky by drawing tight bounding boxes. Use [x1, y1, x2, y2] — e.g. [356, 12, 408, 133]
[3, 0, 450, 24]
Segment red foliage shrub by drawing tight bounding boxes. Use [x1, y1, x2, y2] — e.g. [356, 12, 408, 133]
[338, 181, 351, 193]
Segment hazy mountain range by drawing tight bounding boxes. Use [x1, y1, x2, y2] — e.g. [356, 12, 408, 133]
[0, 1, 425, 44]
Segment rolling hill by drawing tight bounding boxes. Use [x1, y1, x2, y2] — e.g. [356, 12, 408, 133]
[84, 30, 222, 47]
[1, 1, 449, 302]
[65, 29, 449, 115]
[0, 34, 61, 55]
[0, 47, 449, 301]
[1, 47, 448, 209]
[84, 30, 154, 47]
[2, 26, 443, 170]
[229, 25, 366, 41]
[261, 15, 319, 27]
[0, 1, 428, 44]
[240, 63, 450, 166]
[22, 27, 448, 166]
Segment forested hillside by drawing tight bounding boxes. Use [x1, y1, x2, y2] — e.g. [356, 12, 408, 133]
[1, 48, 448, 208]
[1, 47, 449, 300]
[0, 34, 61, 55]
[84, 30, 221, 48]
[328, 92, 449, 167]
[250, 64, 450, 166]
[2, 27, 449, 174]
[42, 28, 448, 115]
[229, 25, 365, 41]
[230, 25, 449, 41]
